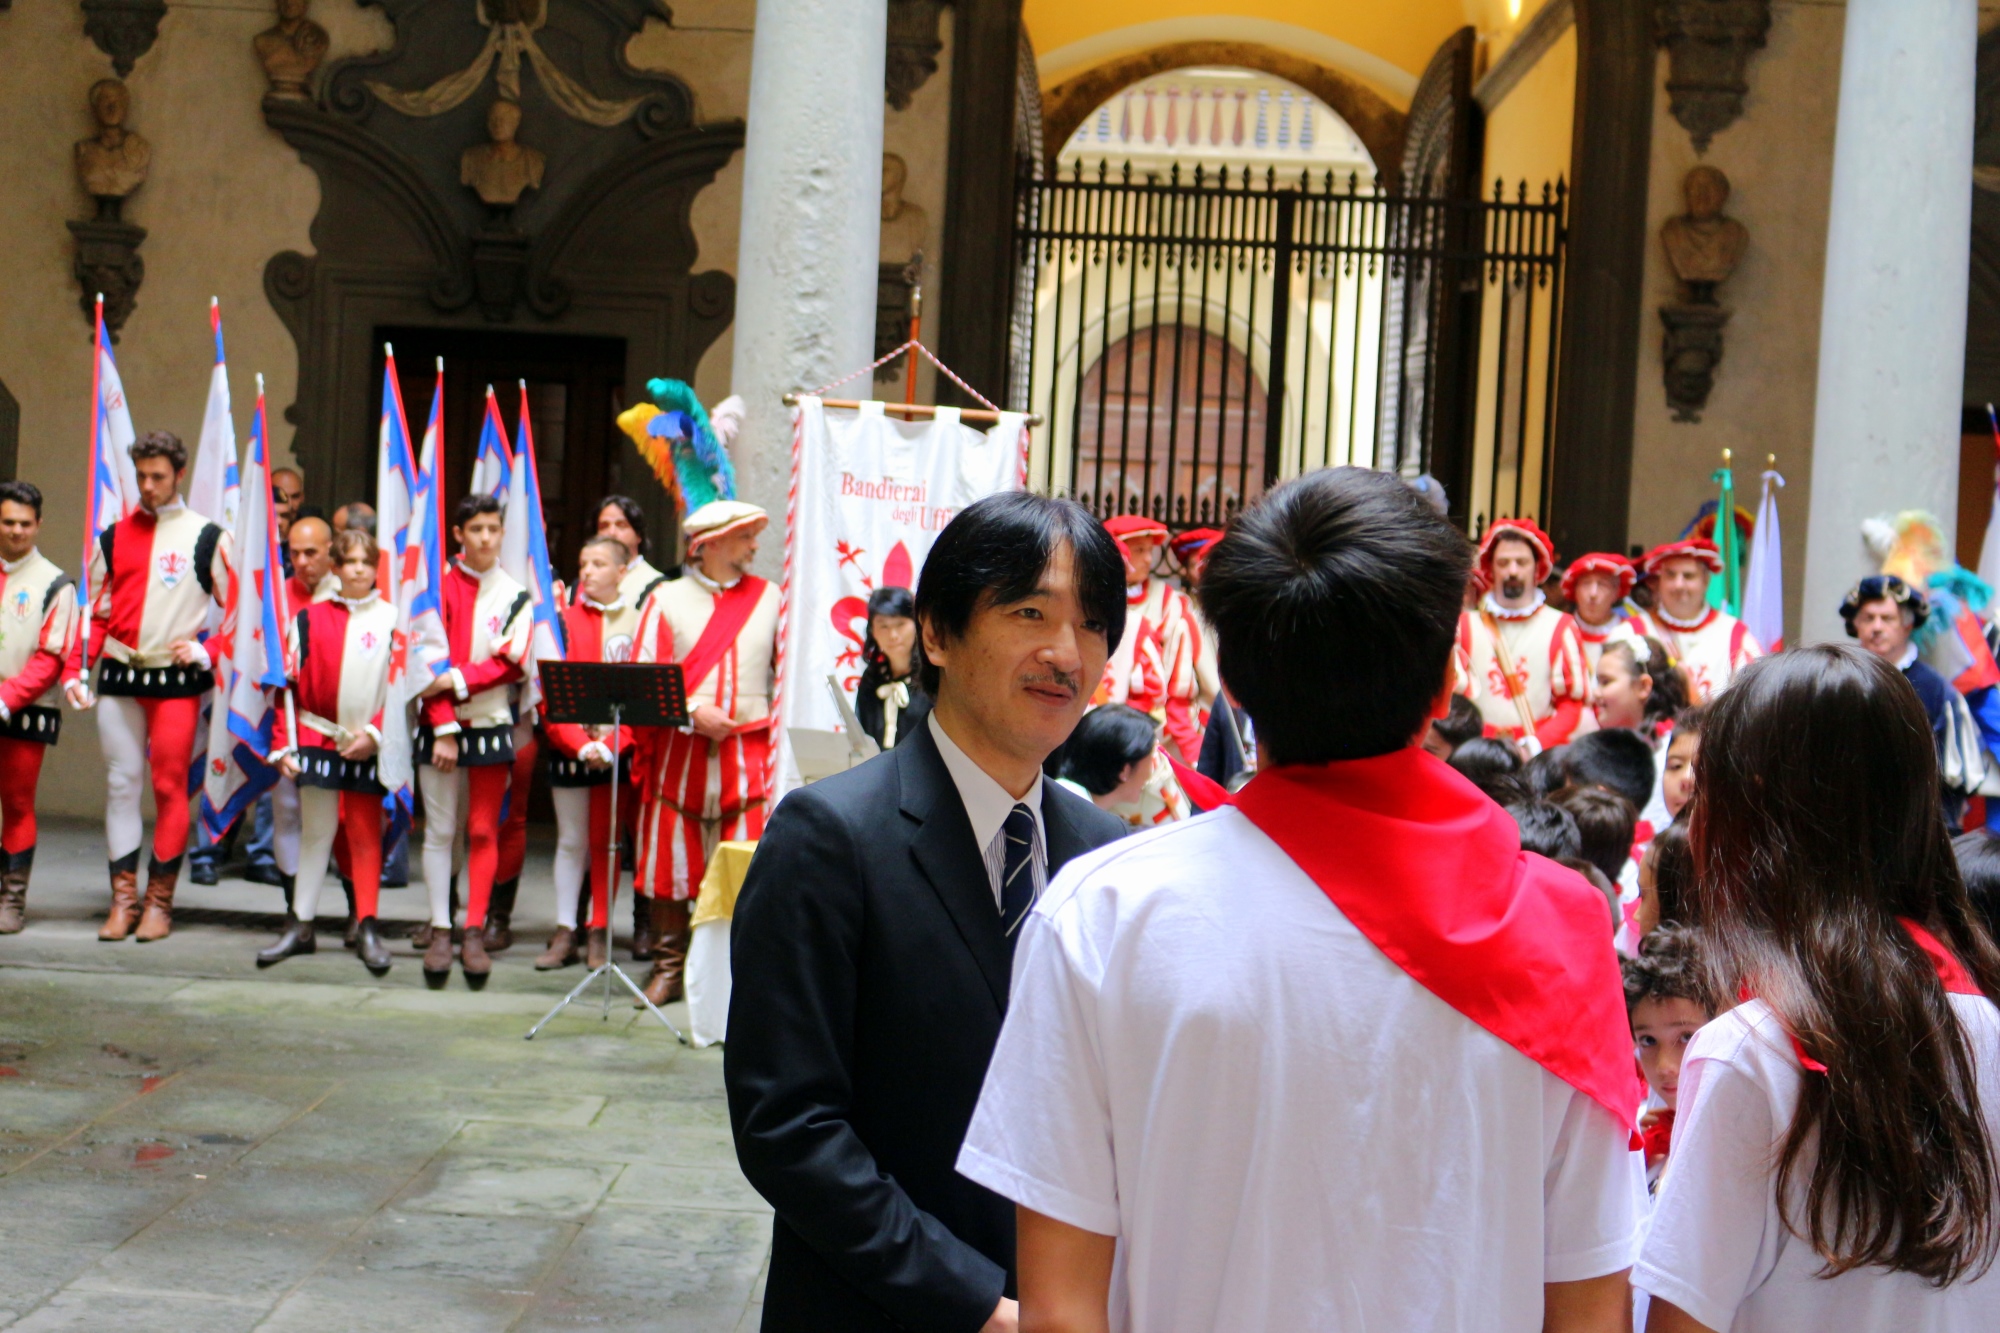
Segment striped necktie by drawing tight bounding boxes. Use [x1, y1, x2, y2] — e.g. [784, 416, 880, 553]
[1000, 802, 1037, 935]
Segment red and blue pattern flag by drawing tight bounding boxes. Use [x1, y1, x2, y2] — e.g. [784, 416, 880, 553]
[80, 295, 141, 651]
[472, 385, 513, 499]
[503, 380, 567, 710]
[376, 351, 452, 799]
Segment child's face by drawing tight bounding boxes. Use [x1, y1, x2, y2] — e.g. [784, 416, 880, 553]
[1631, 996, 1709, 1107]
[1662, 731, 1700, 817]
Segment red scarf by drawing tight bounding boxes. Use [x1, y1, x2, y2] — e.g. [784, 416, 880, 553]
[673, 574, 767, 699]
[1749, 918, 1981, 1075]
[1231, 748, 1643, 1125]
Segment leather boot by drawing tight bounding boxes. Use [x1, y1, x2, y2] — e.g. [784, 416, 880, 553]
[342, 879, 359, 949]
[99, 855, 142, 941]
[460, 927, 492, 989]
[585, 926, 609, 970]
[421, 925, 453, 989]
[0, 848, 33, 934]
[637, 898, 691, 1007]
[411, 920, 434, 951]
[134, 857, 182, 943]
[483, 878, 518, 951]
[354, 917, 392, 976]
[629, 888, 656, 961]
[256, 917, 316, 967]
[534, 926, 579, 971]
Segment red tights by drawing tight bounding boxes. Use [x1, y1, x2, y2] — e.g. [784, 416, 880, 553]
[462, 765, 509, 928]
[497, 736, 538, 886]
[0, 737, 47, 856]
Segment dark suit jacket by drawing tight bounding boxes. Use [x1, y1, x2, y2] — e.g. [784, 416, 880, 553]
[726, 719, 1127, 1332]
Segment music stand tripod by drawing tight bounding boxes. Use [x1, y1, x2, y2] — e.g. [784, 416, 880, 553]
[526, 660, 688, 1043]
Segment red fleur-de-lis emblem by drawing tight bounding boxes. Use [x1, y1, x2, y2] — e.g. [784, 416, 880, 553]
[487, 615, 502, 635]
[359, 631, 379, 652]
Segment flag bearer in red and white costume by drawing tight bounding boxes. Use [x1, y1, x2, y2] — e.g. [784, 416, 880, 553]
[536, 535, 641, 972]
[1637, 537, 1762, 702]
[0, 483, 78, 934]
[1095, 515, 1209, 761]
[64, 432, 232, 944]
[1561, 552, 1647, 672]
[258, 529, 396, 976]
[1456, 518, 1589, 750]
[633, 499, 778, 1007]
[414, 494, 532, 989]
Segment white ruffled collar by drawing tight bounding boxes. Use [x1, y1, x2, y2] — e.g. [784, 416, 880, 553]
[1480, 590, 1546, 621]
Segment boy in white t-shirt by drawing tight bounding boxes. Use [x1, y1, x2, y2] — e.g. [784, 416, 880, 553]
[1622, 924, 1716, 1193]
[958, 468, 1647, 1333]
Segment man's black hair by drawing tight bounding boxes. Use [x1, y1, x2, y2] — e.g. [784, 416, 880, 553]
[455, 493, 504, 528]
[1553, 782, 1639, 884]
[912, 492, 1126, 697]
[1953, 828, 2000, 943]
[1563, 728, 1656, 812]
[1506, 798, 1582, 861]
[1059, 704, 1158, 796]
[1198, 467, 1469, 764]
[1431, 693, 1484, 751]
[0, 480, 43, 518]
[595, 494, 648, 555]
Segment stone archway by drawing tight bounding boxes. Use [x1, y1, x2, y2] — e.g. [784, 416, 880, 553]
[1041, 41, 1407, 187]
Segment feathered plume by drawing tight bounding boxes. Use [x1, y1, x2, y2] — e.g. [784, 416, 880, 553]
[614, 379, 739, 518]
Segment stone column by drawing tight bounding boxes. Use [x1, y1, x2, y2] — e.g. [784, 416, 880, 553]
[1800, 0, 1977, 645]
[729, 0, 888, 573]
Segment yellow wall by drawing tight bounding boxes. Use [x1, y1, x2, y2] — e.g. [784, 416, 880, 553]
[1024, 0, 1468, 83]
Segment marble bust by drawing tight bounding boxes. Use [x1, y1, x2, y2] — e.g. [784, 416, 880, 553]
[879, 153, 927, 264]
[460, 99, 545, 208]
[1661, 164, 1748, 301]
[75, 79, 151, 211]
[254, 0, 331, 99]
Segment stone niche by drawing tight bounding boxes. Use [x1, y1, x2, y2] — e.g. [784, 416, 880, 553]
[263, 0, 744, 507]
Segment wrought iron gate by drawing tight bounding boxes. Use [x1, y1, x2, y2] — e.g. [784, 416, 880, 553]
[1009, 161, 1567, 536]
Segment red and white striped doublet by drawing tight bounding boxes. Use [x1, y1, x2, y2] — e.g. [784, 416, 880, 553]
[1456, 596, 1590, 747]
[1096, 578, 1210, 760]
[0, 550, 77, 745]
[1640, 606, 1761, 703]
[276, 596, 395, 792]
[633, 570, 780, 900]
[67, 502, 231, 698]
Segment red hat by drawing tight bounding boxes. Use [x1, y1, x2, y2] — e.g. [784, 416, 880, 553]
[1560, 552, 1636, 602]
[1169, 527, 1224, 561]
[1104, 514, 1171, 545]
[1476, 518, 1556, 584]
[1638, 538, 1723, 578]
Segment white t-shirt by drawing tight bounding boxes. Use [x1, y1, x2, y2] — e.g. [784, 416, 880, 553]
[1636, 995, 2000, 1332]
[957, 808, 1646, 1332]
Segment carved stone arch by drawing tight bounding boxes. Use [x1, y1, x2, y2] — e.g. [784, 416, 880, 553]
[1040, 40, 1407, 186]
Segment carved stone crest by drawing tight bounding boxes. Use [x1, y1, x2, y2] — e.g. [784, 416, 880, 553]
[1656, 0, 1771, 153]
[885, 0, 944, 111]
[81, 0, 166, 78]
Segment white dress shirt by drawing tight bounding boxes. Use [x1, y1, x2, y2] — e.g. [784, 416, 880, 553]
[928, 712, 1047, 912]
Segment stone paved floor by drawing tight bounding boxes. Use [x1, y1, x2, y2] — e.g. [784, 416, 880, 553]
[0, 818, 771, 1331]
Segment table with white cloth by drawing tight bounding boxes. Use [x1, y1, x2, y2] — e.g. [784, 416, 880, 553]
[685, 840, 756, 1046]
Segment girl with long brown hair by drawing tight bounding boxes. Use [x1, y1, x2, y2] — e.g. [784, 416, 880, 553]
[1637, 645, 2000, 1331]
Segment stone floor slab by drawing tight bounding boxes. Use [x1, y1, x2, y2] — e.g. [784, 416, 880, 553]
[604, 1163, 772, 1214]
[398, 1155, 624, 1222]
[1, 1287, 267, 1332]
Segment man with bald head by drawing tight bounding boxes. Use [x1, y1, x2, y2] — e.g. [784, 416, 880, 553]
[285, 516, 337, 608]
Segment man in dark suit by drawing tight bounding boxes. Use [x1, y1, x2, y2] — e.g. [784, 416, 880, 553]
[726, 492, 1133, 1332]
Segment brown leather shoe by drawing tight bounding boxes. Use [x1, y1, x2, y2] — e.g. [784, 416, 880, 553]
[411, 920, 434, 951]
[421, 925, 453, 988]
[460, 927, 491, 989]
[534, 926, 579, 970]
[629, 890, 656, 961]
[99, 859, 142, 941]
[0, 850, 31, 934]
[482, 878, 517, 951]
[134, 860, 180, 943]
[584, 926, 609, 970]
[636, 897, 691, 1007]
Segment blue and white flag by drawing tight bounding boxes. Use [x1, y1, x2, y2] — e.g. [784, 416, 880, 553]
[80, 296, 141, 650]
[376, 351, 452, 797]
[503, 380, 566, 710]
[188, 298, 241, 535]
[471, 385, 513, 499]
[199, 379, 289, 840]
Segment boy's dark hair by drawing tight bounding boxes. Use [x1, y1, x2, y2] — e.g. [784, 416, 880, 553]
[1449, 736, 1524, 804]
[0, 480, 43, 517]
[1952, 828, 2000, 944]
[1554, 783, 1639, 885]
[1648, 817, 1693, 928]
[913, 492, 1127, 698]
[1507, 798, 1582, 861]
[129, 430, 188, 471]
[1198, 467, 1469, 763]
[1563, 727, 1656, 812]
[1521, 746, 1571, 798]
[454, 493, 504, 528]
[1621, 923, 1716, 1017]
[1059, 704, 1158, 796]
[1431, 693, 1484, 752]
[595, 495, 648, 554]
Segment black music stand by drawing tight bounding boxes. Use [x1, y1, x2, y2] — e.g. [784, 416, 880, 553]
[526, 661, 689, 1043]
